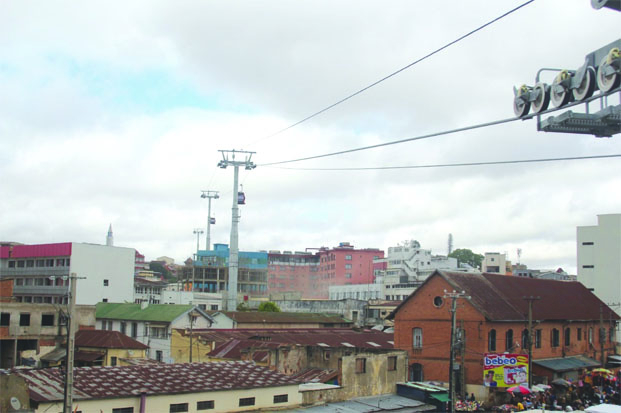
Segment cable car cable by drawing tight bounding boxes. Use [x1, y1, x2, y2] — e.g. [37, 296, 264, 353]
[246, 0, 536, 147]
[263, 154, 621, 171]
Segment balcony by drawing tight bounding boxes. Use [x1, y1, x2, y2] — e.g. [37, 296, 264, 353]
[13, 285, 69, 296]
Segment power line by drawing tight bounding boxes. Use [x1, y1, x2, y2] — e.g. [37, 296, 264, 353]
[248, 0, 536, 147]
[265, 154, 621, 171]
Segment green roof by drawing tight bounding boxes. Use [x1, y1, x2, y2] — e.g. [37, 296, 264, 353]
[430, 393, 450, 402]
[96, 303, 195, 323]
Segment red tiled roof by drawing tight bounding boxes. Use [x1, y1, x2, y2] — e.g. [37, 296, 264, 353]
[2, 361, 300, 402]
[389, 270, 620, 322]
[209, 339, 281, 361]
[75, 330, 148, 350]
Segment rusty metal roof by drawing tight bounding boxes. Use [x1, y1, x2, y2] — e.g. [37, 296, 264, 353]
[220, 311, 352, 324]
[1, 361, 300, 402]
[189, 328, 394, 350]
[389, 270, 620, 322]
[289, 368, 338, 383]
[76, 330, 148, 350]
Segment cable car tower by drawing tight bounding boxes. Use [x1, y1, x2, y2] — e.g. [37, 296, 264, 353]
[217, 149, 256, 311]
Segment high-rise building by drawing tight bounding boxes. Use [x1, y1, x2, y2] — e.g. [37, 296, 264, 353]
[577, 214, 621, 317]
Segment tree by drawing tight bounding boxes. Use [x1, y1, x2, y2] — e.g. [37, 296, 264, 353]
[149, 261, 171, 280]
[449, 248, 484, 269]
[236, 302, 250, 312]
[258, 301, 281, 312]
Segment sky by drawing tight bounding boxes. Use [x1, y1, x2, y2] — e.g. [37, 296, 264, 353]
[1, 1, 620, 274]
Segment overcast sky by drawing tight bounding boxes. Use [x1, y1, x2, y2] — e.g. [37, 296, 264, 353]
[1, 1, 620, 274]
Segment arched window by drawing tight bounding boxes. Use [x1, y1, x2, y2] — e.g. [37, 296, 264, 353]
[521, 329, 529, 349]
[488, 329, 496, 351]
[564, 328, 571, 346]
[589, 327, 593, 344]
[505, 329, 514, 351]
[413, 328, 423, 348]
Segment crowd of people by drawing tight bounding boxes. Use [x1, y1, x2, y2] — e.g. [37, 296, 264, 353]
[455, 371, 621, 412]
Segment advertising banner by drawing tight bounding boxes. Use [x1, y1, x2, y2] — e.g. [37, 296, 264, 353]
[483, 353, 529, 388]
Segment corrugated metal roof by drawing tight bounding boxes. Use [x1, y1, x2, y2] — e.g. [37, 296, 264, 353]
[290, 368, 338, 383]
[284, 394, 434, 412]
[76, 330, 148, 350]
[533, 356, 600, 372]
[1, 361, 300, 402]
[96, 303, 195, 322]
[191, 328, 394, 351]
[0, 242, 72, 258]
[221, 311, 352, 324]
[389, 270, 620, 322]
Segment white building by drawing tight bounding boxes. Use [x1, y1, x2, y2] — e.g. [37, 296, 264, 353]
[374, 240, 459, 300]
[95, 302, 214, 363]
[577, 214, 621, 317]
[329, 283, 382, 301]
[481, 252, 508, 274]
[0, 242, 135, 305]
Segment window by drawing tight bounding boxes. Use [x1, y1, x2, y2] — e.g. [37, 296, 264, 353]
[534, 329, 542, 348]
[17, 261, 25, 268]
[582, 265, 594, 268]
[130, 322, 137, 338]
[388, 356, 397, 371]
[112, 408, 134, 413]
[156, 350, 163, 362]
[19, 313, 30, 326]
[0, 313, 10, 326]
[345, 255, 352, 260]
[412, 328, 423, 348]
[589, 327, 593, 344]
[505, 329, 514, 351]
[197, 400, 214, 410]
[26, 260, 34, 267]
[107, 320, 113, 331]
[111, 356, 117, 366]
[521, 329, 529, 349]
[41, 314, 55, 326]
[120, 322, 127, 335]
[210, 305, 218, 310]
[345, 264, 352, 269]
[609, 328, 614, 343]
[239, 397, 255, 407]
[345, 273, 352, 278]
[102, 298, 108, 303]
[551, 328, 560, 347]
[582, 242, 594, 245]
[103, 279, 109, 286]
[273, 394, 288, 404]
[169, 403, 188, 412]
[488, 329, 496, 351]
[8, 261, 15, 268]
[433, 296, 443, 307]
[323, 350, 331, 360]
[577, 328, 582, 341]
[355, 358, 366, 373]
[564, 328, 571, 346]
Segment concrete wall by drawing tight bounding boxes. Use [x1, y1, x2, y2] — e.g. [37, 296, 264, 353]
[36, 384, 302, 413]
[71, 243, 135, 305]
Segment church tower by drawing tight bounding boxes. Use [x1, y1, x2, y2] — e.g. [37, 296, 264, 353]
[106, 224, 114, 246]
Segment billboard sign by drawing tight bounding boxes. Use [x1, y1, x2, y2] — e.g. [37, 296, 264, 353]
[483, 353, 528, 387]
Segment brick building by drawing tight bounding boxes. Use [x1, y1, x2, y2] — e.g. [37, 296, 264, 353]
[388, 270, 618, 396]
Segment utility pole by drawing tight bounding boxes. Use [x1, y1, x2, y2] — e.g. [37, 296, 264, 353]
[63, 273, 82, 413]
[217, 149, 256, 311]
[459, 319, 466, 401]
[201, 190, 219, 251]
[523, 296, 540, 389]
[445, 290, 470, 413]
[189, 311, 194, 363]
[600, 304, 605, 366]
[193, 228, 204, 257]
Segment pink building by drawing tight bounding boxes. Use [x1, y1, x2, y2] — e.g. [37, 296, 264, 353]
[267, 243, 384, 299]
